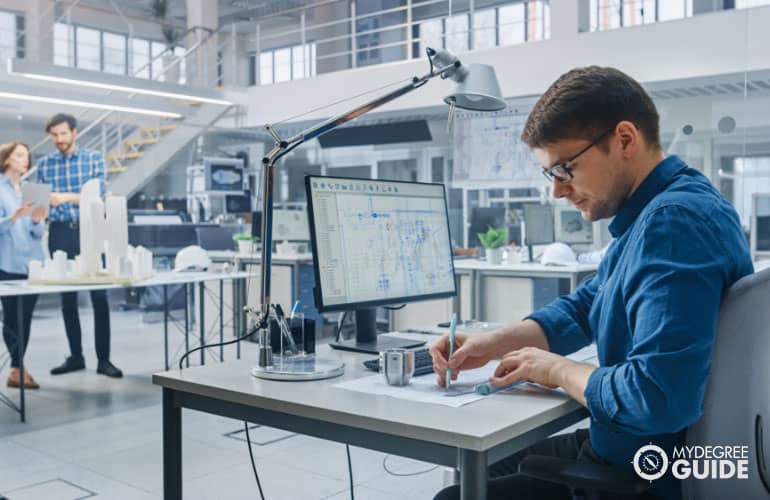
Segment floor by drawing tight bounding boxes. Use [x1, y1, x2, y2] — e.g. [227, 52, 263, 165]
[0, 303, 449, 500]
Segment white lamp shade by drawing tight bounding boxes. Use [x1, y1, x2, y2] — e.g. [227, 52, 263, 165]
[444, 64, 506, 111]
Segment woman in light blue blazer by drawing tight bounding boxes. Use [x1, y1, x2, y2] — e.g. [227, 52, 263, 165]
[0, 142, 47, 389]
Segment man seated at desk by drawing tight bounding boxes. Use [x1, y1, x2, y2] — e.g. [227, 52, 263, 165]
[430, 67, 753, 500]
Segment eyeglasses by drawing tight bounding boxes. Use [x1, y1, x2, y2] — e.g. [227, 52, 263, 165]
[541, 128, 614, 184]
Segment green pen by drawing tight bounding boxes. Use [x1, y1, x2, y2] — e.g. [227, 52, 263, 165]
[445, 313, 457, 389]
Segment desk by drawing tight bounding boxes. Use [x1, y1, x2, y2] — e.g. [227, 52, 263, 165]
[452, 261, 598, 322]
[0, 270, 252, 422]
[153, 347, 589, 500]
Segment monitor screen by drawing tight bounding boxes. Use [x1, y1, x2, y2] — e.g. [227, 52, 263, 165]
[523, 204, 555, 246]
[203, 157, 245, 193]
[757, 216, 770, 251]
[273, 209, 310, 241]
[468, 207, 506, 247]
[306, 176, 456, 312]
[554, 206, 593, 244]
[224, 191, 252, 214]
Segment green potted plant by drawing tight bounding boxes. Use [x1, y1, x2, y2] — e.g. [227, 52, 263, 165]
[477, 226, 508, 265]
[233, 232, 259, 255]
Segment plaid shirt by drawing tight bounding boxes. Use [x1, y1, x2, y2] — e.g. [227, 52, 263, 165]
[36, 146, 106, 223]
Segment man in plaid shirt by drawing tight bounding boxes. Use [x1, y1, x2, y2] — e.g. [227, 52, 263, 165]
[36, 113, 122, 378]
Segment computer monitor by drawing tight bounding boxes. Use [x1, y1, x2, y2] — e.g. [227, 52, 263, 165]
[523, 204, 555, 246]
[554, 205, 593, 244]
[224, 191, 252, 214]
[203, 157, 245, 193]
[306, 175, 457, 354]
[751, 193, 770, 260]
[272, 209, 310, 241]
[468, 207, 506, 247]
[196, 226, 238, 251]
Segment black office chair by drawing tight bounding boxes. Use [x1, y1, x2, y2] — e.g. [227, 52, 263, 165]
[518, 268, 770, 500]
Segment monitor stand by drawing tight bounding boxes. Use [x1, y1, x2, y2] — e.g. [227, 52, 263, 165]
[329, 309, 425, 355]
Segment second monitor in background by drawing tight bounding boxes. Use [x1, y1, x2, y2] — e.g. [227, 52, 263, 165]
[554, 205, 593, 244]
[306, 176, 457, 354]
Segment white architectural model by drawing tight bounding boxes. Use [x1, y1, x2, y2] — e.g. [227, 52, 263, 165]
[28, 180, 154, 283]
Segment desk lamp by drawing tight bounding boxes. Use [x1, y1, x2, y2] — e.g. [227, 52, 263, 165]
[251, 48, 506, 381]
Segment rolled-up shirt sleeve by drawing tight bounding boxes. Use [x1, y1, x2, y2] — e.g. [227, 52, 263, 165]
[526, 276, 597, 355]
[584, 205, 731, 436]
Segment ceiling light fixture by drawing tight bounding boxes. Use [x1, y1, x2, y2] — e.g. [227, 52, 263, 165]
[0, 91, 183, 118]
[8, 59, 232, 106]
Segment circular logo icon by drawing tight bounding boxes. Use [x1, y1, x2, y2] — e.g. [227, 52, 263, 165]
[633, 444, 669, 481]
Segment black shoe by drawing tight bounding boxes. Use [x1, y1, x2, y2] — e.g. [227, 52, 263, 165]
[97, 360, 123, 378]
[50, 356, 86, 375]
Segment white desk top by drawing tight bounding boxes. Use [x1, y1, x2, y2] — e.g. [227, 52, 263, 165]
[153, 345, 586, 452]
[208, 250, 313, 264]
[453, 260, 598, 274]
[0, 270, 254, 297]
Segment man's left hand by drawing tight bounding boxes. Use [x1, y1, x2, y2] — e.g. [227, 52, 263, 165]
[490, 346, 573, 389]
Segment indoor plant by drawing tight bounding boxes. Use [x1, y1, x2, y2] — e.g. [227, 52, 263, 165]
[233, 232, 259, 255]
[477, 226, 508, 265]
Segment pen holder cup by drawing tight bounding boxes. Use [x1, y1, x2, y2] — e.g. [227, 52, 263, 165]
[380, 348, 415, 386]
[269, 317, 316, 355]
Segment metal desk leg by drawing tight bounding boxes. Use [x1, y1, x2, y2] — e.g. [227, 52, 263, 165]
[163, 285, 169, 371]
[219, 279, 224, 362]
[18, 297, 25, 423]
[458, 449, 487, 500]
[236, 278, 242, 359]
[199, 282, 205, 366]
[162, 388, 182, 500]
[184, 284, 189, 368]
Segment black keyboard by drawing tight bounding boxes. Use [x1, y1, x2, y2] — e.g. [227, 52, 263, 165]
[363, 347, 434, 376]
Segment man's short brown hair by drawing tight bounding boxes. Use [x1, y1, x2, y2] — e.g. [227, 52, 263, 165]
[45, 113, 77, 133]
[521, 66, 661, 151]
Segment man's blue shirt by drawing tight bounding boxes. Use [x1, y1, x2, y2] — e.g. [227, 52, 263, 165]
[35, 146, 105, 223]
[527, 156, 753, 499]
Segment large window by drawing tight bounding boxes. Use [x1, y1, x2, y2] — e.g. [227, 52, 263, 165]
[473, 9, 498, 51]
[498, 3, 526, 46]
[589, 0, 695, 31]
[102, 32, 126, 75]
[54, 22, 181, 82]
[131, 38, 150, 78]
[0, 10, 20, 63]
[75, 26, 100, 71]
[252, 43, 317, 86]
[54, 23, 74, 66]
[419, 0, 543, 55]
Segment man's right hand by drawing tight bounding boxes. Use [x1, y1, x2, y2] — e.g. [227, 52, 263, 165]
[49, 192, 68, 207]
[429, 331, 500, 387]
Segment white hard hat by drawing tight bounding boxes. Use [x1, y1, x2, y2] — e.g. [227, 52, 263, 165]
[541, 242, 578, 266]
[174, 245, 211, 272]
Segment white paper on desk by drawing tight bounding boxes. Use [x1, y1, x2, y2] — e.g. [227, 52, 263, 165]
[335, 364, 503, 408]
[335, 344, 599, 408]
